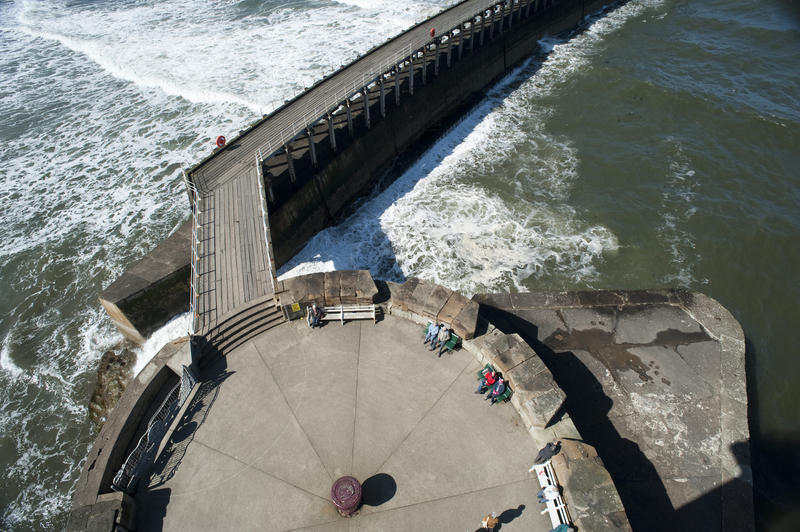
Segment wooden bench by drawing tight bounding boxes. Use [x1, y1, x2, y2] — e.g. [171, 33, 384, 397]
[532, 460, 571, 529]
[308, 304, 377, 325]
[422, 323, 461, 353]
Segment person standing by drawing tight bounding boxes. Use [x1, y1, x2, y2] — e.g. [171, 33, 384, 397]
[481, 512, 499, 531]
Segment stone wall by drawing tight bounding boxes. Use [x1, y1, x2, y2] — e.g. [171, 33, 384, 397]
[68, 339, 191, 530]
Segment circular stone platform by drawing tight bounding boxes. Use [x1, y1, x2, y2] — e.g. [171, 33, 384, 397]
[135, 314, 551, 531]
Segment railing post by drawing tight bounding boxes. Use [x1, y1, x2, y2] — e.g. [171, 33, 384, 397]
[469, 19, 476, 52]
[421, 48, 427, 85]
[408, 58, 414, 95]
[306, 126, 317, 167]
[379, 77, 386, 118]
[327, 113, 337, 152]
[362, 88, 371, 129]
[284, 143, 296, 184]
[346, 99, 354, 136]
[434, 41, 440, 76]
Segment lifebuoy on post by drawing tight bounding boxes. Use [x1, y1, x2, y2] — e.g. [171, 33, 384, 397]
[216, 135, 226, 148]
[430, 27, 435, 38]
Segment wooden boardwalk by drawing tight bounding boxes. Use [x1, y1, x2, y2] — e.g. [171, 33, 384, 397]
[188, 0, 534, 332]
[195, 167, 273, 333]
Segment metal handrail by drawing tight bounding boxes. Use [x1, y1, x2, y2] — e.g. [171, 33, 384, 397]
[111, 366, 197, 494]
[182, 171, 202, 335]
[255, 150, 277, 298]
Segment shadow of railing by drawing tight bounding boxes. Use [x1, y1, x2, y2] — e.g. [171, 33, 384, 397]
[140, 356, 234, 491]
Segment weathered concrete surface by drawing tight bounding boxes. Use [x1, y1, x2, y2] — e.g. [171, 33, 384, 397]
[99, 219, 192, 344]
[135, 316, 551, 531]
[474, 290, 753, 532]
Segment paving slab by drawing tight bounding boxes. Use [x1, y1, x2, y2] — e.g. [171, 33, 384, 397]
[137, 314, 550, 531]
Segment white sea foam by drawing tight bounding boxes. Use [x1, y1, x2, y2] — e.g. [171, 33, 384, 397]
[132, 312, 192, 377]
[658, 138, 705, 286]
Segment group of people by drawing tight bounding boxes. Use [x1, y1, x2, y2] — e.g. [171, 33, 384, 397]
[475, 367, 506, 404]
[423, 322, 452, 356]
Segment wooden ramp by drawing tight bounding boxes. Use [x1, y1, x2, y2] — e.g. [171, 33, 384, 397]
[195, 168, 274, 334]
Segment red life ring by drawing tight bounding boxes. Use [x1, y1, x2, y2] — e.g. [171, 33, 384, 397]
[215, 135, 226, 148]
[430, 27, 436, 38]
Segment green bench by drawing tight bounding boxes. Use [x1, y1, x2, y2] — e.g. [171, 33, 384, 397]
[477, 364, 513, 403]
[422, 323, 462, 353]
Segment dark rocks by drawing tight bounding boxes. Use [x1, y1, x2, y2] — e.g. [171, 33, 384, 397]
[88, 348, 136, 430]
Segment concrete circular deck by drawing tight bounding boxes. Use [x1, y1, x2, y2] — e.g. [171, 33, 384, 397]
[136, 314, 550, 531]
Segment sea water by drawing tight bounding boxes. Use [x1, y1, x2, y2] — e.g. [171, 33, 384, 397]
[0, 0, 797, 529]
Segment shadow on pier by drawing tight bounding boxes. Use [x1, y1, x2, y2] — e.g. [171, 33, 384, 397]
[481, 305, 757, 531]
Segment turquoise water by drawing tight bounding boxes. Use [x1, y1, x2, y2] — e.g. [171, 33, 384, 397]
[0, 0, 797, 529]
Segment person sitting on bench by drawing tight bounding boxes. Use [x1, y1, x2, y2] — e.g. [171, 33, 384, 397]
[485, 378, 506, 404]
[424, 322, 440, 345]
[431, 325, 450, 354]
[475, 369, 498, 394]
[309, 304, 323, 328]
[537, 485, 559, 504]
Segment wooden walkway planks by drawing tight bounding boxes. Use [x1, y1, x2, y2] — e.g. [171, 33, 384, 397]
[196, 170, 272, 333]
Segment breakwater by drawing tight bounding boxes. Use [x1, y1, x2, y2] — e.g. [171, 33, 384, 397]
[101, 0, 613, 343]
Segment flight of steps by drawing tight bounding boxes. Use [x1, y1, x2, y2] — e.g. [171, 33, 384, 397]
[194, 294, 285, 366]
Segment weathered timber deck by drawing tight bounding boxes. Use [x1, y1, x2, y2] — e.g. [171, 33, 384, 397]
[195, 168, 272, 333]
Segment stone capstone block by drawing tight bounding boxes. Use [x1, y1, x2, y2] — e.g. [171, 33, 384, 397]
[353, 270, 379, 303]
[507, 356, 551, 393]
[409, 279, 438, 319]
[323, 271, 341, 305]
[338, 270, 360, 304]
[422, 284, 452, 320]
[522, 387, 565, 428]
[492, 334, 537, 371]
[436, 293, 467, 327]
[555, 441, 631, 531]
[452, 299, 479, 340]
[285, 272, 325, 305]
[392, 277, 420, 312]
